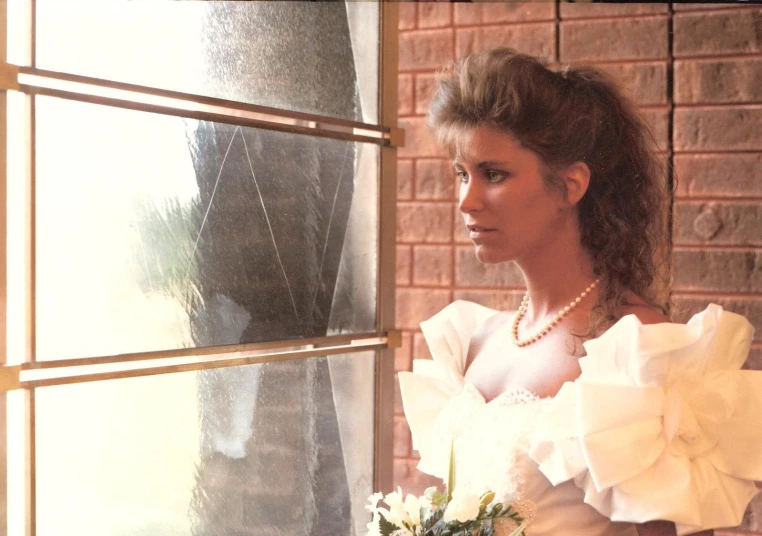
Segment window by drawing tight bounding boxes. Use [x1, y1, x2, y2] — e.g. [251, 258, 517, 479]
[1, 3, 400, 535]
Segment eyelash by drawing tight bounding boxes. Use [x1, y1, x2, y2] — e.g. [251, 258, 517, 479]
[455, 170, 509, 184]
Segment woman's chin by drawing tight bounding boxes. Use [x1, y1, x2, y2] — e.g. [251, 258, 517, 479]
[473, 246, 513, 265]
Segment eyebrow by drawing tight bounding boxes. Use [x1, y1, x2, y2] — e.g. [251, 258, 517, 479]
[452, 160, 511, 169]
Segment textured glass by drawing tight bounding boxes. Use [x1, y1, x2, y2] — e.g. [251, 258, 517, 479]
[35, 352, 376, 536]
[36, 96, 378, 360]
[36, 1, 379, 123]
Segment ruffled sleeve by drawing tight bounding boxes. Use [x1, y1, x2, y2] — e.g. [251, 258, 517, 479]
[398, 300, 499, 478]
[529, 304, 762, 535]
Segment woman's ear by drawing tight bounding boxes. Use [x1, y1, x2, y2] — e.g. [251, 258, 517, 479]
[560, 161, 591, 207]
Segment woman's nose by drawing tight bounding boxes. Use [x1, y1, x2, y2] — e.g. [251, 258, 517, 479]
[458, 179, 483, 214]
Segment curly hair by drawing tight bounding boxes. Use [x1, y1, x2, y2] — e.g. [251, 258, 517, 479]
[427, 47, 672, 336]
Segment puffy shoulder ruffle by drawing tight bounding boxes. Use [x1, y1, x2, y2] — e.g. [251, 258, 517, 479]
[399, 300, 500, 477]
[529, 304, 762, 535]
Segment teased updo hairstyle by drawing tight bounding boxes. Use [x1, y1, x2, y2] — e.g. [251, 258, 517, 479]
[428, 47, 672, 335]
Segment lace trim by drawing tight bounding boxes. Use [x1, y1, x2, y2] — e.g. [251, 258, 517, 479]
[430, 383, 545, 534]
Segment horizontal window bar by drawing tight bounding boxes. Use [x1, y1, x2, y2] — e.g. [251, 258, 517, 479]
[9, 65, 403, 146]
[0, 330, 400, 390]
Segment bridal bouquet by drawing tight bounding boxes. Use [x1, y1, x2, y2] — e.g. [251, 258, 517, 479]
[365, 486, 526, 536]
[366, 445, 527, 536]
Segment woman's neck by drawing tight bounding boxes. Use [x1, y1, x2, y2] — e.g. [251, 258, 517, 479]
[515, 228, 597, 322]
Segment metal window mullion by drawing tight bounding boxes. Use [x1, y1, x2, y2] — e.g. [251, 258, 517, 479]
[18, 339, 392, 390]
[374, 1, 399, 497]
[9, 66, 405, 147]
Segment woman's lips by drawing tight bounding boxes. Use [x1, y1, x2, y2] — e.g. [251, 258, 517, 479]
[467, 226, 496, 240]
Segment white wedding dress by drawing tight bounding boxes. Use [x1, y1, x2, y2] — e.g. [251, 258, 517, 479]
[399, 301, 762, 536]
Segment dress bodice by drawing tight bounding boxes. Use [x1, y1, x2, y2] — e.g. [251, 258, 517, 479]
[399, 300, 762, 536]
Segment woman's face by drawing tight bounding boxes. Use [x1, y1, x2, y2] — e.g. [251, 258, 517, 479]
[455, 125, 566, 265]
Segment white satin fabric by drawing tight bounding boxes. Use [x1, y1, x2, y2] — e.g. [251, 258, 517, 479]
[399, 301, 761, 536]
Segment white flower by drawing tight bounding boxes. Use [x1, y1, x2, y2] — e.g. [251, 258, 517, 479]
[366, 492, 384, 514]
[443, 489, 481, 523]
[384, 487, 412, 527]
[404, 493, 430, 525]
[366, 514, 381, 536]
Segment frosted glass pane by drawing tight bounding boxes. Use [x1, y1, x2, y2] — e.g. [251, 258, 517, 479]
[35, 352, 376, 536]
[36, 1, 379, 123]
[36, 96, 378, 360]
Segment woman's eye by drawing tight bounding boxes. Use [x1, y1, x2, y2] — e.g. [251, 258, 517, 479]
[455, 170, 469, 183]
[486, 170, 508, 183]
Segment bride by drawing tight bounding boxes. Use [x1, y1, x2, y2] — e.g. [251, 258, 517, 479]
[399, 48, 762, 536]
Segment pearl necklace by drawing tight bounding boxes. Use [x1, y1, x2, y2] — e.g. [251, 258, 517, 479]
[511, 279, 600, 347]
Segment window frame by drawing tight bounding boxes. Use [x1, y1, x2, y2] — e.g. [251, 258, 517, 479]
[0, 2, 400, 533]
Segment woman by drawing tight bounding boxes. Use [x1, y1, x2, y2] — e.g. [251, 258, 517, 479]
[399, 48, 762, 536]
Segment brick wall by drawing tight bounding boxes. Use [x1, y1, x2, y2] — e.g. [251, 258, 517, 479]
[394, 3, 762, 532]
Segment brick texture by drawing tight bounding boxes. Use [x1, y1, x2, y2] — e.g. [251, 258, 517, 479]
[397, 159, 413, 200]
[675, 58, 762, 104]
[394, 10, 762, 534]
[453, 3, 555, 25]
[397, 202, 452, 243]
[398, 73, 413, 116]
[560, 3, 668, 19]
[418, 4, 451, 30]
[400, 29, 454, 71]
[412, 245, 453, 286]
[673, 202, 762, 246]
[599, 62, 668, 106]
[415, 158, 455, 200]
[673, 9, 762, 57]
[674, 250, 762, 293]
[674, 154, 762, 198]
[674, 107, 762, 152]
[457, 23, 555, 61]
[560, 18, 668, 62]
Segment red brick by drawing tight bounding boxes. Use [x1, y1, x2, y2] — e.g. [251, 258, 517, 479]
[415, 159, 456, 200]
[393, 458, 442, 497]
[397, 202, 452, 243]
[398, 117, 441, 158]
[455, 246, 525, 288]
[560, 3, 668, 19]
[398, 73, 413, 116]
[413, 244, 453, 286]
[396, 244, 412, 285]
[456, 23, 556, 62]
[418, 3, 451, 29]
[673, 296, 762, 343]
[393, 416, 412, 458]
[560, 18, 668, 62]
[597, 62, 668, 106]
[673, 250, 762, 293]
[395, 330, 413, 372]
[395, 287, 451, 329]
[397, 159, 413, 201]
[399, 3, 416, 31]
[674, 202, 762, 247]
[674, 107, 762, 152]
[453, 3, 555, 25]
[640, 107, 670, 153]
[413, 331, 433, 361]
[674, 154, 762, 198]
[452, 290, 525, 311]
[453, 204, 470, 244]
[415, 73, 438, 116]
[673, 3, 756, 11]
[673, 9, 762, 57]
[675, 58, 762, 105]
[400, 29, 454, 71]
